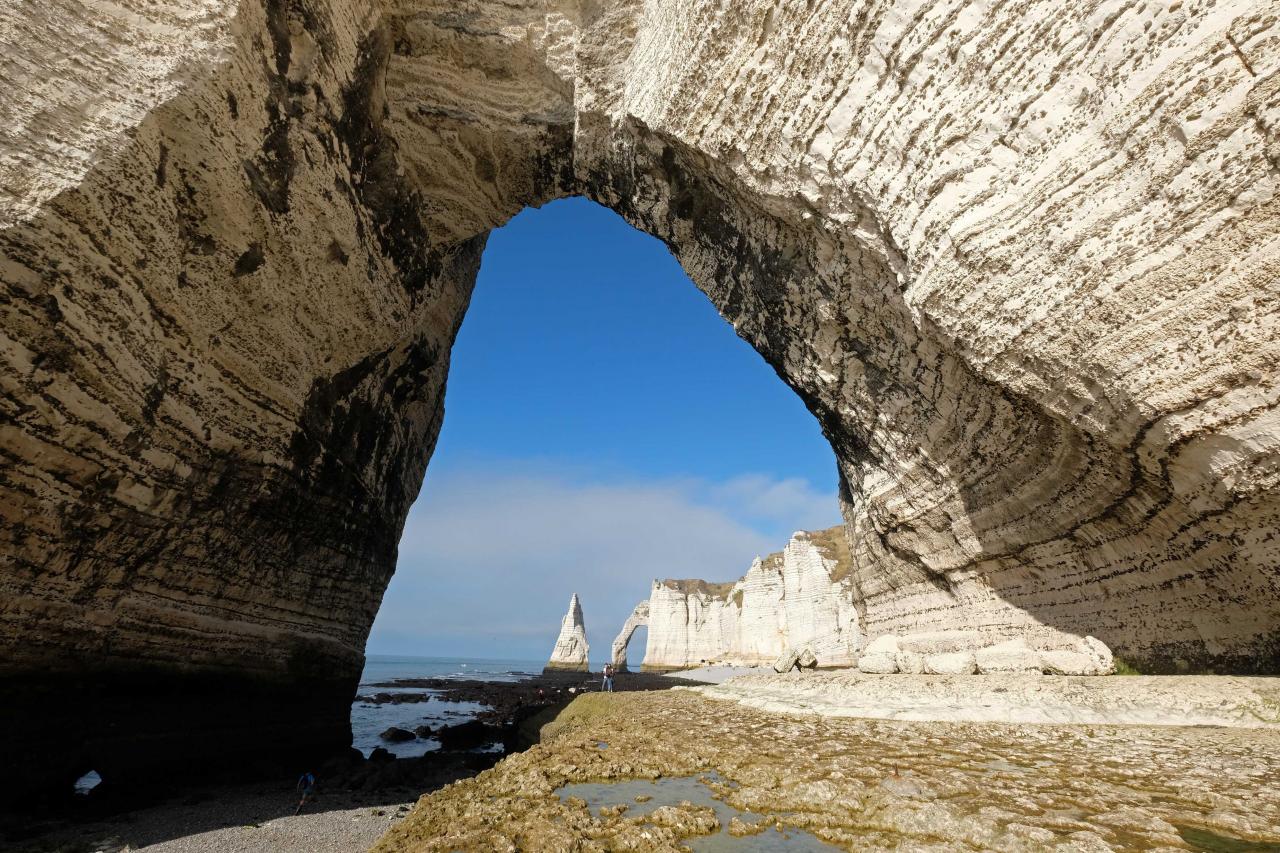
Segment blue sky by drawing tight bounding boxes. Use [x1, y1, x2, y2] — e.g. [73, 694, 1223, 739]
[366, 197, 841, 662]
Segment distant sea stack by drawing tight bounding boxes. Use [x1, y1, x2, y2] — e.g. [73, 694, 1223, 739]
[545, 593, 590, 673]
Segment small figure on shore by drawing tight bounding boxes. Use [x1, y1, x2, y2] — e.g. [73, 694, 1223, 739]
[295, 770, 317, 815]
[602, 663, 615, 693]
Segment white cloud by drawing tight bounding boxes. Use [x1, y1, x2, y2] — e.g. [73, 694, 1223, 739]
[703, 474, 840, 529]
[366, 463, 840, 662]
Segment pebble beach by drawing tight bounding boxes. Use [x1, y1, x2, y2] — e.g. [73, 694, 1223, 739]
[13, 782, 418, 853]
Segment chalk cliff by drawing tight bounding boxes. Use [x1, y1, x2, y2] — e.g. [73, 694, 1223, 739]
[642, 529, 861, 670]
[545, 593, 589, 672]
[2, 0, 1278, 802]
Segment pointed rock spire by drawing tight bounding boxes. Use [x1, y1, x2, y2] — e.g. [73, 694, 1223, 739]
[544, 593, 590, 672]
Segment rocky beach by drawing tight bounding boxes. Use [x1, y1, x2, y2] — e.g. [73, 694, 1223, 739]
[355, 667, 702, 756]
[6, 667, 697, 852]
[377, 679, 1280, 852]
[18, 668, 1280, 852]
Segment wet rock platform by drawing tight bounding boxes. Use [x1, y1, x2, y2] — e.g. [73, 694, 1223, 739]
[373, 687, 1280, 851]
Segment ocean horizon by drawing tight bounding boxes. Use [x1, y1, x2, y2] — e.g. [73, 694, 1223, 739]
[359, 654, 545, 686]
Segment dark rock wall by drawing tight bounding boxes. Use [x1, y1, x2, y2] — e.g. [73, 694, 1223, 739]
[0, 0, 568, 802]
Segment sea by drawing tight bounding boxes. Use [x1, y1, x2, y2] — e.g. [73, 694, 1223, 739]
[351, 655, 543, 758]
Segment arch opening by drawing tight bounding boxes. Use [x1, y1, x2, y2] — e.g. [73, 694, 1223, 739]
[623, 626, 648, 672]
[609, 600, 651, 674]
[368, 197, 840, 667]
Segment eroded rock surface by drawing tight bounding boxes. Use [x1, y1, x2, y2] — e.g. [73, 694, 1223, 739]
[3, 0, 1279, 801]
[371, 691, 1280, 851]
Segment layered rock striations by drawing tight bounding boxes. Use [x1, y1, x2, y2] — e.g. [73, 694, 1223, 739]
[2, 0, 1279, 801]
[545, 594, 589, 672]
[643, 529, 861, 670]
[639, 528, 1115, 675]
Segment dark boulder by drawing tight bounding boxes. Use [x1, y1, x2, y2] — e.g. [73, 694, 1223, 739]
[436, 719, 502, 751]
[380, 726, 416, 742]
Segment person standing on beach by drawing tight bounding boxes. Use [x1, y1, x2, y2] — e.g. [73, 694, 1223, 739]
[602, 663, 614, 693]
[295, 770, 317, 815]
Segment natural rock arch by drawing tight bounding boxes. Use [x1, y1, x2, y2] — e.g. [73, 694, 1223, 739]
[611, 600, 650, 672]
[2, 0, 1278, 802]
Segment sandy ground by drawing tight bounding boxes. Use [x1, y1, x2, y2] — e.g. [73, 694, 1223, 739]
[692, 670, 1280, 727]
[664, 664, 770, 683]
[12, 782, 419, 853]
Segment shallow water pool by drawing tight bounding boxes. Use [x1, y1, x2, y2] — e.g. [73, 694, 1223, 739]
[1177, 825, 1280, 853]
[556, 773, 838, 851]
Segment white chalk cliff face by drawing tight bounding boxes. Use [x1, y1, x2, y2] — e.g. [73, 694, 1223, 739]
[545, 593, 589, 672]
[2, 0, 1278, 801]
[643, 530, 861, 670]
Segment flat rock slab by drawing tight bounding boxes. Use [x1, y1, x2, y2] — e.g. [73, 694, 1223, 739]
[692, 671, 1280, 728]
[664, 665, 771, 684]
